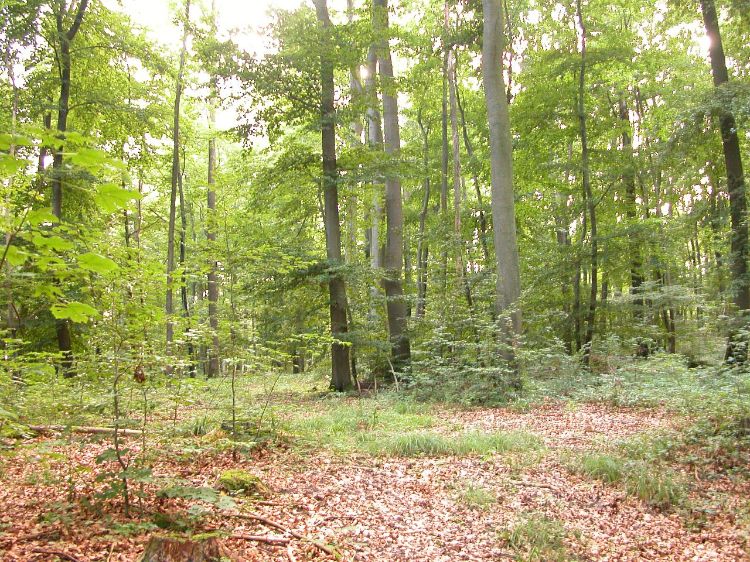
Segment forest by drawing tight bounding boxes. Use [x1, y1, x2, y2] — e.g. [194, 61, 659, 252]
[0, 0, 749, 560]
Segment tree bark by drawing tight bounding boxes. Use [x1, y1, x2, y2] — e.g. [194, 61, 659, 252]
[416, 112, 430, 319]
[482, 0, 522, 378]
[619, 96, 644, 319]
[50, 0, 90, 377]
[373, 0, 411, 367]
[206, 1, 220, 377]
[166, 0, 190, 356]
[313, 0, 353, 391]
[576, 0, 597, 367]
[700, 0, 748, 362]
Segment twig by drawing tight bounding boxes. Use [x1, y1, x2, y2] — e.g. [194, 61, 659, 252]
[286, 544, 297, 561]
[106, 543, 115, 562]
[228, 512, 337, 557]
[509, 479, 554, 490]
[233, 534, 290, 546]
[28, 425, 142, 436]
[31, 548, 83, 562]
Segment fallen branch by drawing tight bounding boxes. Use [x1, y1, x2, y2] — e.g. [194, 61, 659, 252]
[31, 548, 83, 562]
[234, 534, 290, 546]
[509, 479, 554, 490]
[228, 512, 337, 557]
[28, 425, 143, 437]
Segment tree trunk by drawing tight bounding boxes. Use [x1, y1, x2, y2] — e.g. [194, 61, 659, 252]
[416, 113, 430, 319]
[374, 0, 411, 368]
[139, 536, 227, 562]
[50, 0, 90, 377]
[576, 0, 597, 367]
[619, 96, 644, 318]
[456, 85, 490, 267]
[167, 0, 190, 357]
[365, 42, 383, 320]
[314, 0, 353, 391]
[482, 0, 522, 380]
[700, 0, 748, 362]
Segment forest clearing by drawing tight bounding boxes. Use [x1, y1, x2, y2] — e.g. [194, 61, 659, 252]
[1, 364, 749, 561]
[1, 0, 750, 560]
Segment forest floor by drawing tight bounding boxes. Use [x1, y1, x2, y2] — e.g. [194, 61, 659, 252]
[1, 369, 749, 561]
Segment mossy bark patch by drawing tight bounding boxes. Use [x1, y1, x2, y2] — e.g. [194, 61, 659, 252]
[215, 469, 270, 497]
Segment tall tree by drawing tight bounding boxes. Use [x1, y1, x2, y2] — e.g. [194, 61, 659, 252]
[166, 0, 190, 356]
[576, 0, 597, 366]
[50, 0, 90, 376]
[700, 0, 748, 362]
[373, 0, 411, 368]
[481, 0, 522, 375]
[206, 0, 220, 377]
[313, 0, 353, 391]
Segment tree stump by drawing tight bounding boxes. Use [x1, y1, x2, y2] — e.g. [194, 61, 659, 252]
[139, 535, 228, 562]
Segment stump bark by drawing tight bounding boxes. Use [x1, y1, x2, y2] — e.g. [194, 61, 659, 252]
[139, 536, 228, 562]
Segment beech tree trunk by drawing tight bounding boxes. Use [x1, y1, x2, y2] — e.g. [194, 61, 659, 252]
[166, 0, 190, 357]
[619, 97, 644, 318]
[373, 0, 411, 368]
[50, 0, 89, 377]
[206, 1, 220, 378]
[700, 0, 748, 362]
[482, 0, 522, 378]
[314, 0, 353, 391]
[576, 0, 597, 367]
[365, 42, 383, 319]
[416, 113, 430, 319]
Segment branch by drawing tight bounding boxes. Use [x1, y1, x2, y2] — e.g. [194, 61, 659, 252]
[28, 425, 143, 436]
[66, 0, 90, 41]
[227, 512, 337, 557]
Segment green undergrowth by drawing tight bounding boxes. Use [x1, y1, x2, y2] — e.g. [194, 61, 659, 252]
[566, 451, 686, 509]
[501, 512, 578, 561]
[361, 429, 543, 457]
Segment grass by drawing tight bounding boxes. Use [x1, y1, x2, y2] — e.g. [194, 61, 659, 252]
[502, 512, 575, 561]
[362, 429, 543, 457]
[458, 483, 496, 509]
[569, 452, 686, 509]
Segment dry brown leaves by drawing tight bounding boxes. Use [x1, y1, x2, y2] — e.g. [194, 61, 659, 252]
[0, 402, 747, 561]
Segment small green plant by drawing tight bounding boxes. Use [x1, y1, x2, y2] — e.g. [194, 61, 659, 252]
[459, 484, 496, 509]
[502, 513, 574, 561]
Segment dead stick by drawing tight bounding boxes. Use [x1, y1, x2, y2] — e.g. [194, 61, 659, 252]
[229, 512, 337, 557]
[31, 548, 83, 562]
[234, 534, 290, 546]
[28, 425, 143, 436]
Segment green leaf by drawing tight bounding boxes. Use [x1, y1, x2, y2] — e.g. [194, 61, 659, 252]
[69, 147, 108, 168]
[27, 208, 58, 226]
[94, 183, 141, 213]
[31, 233, 75, 251]
[0, 133, 33, 150]
[0, 154, 27, 176]
[77, 252, 118, 274]
[51, 301, 99, 323]
[5, 245, 30, 267]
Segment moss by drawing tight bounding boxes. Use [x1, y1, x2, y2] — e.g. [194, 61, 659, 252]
[215, 469, 269, 497]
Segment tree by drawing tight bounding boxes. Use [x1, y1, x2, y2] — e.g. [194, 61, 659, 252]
[373, 0, 411, 369]
[700, 0, 748, 363]
[313, 0, 353, 391]
[50, 0, 90, 376]
[481, 0, 521, 376]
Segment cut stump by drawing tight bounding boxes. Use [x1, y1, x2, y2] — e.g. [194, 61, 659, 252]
[139, 536, 228, 562]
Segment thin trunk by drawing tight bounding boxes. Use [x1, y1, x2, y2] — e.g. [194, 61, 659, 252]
[313, 0, 352, 391]
[576, 0, 597, 367]
[619, 96, 644, 318]
[166, 0, 190, 356]
[374, 0, 411, 367]
[447, 48, 474, 313]
[482, 0, 522, 379]
[456, 84, 490, 266]
[206, 1, 220, 378]
[365, 42, 383, 309]
[416, 113, 430, 319]
[51, 0, 89, 377]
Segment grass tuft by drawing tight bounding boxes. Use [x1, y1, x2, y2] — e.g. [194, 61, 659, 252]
[502, 513, 574, 561]
[365, 430, 543, 457]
